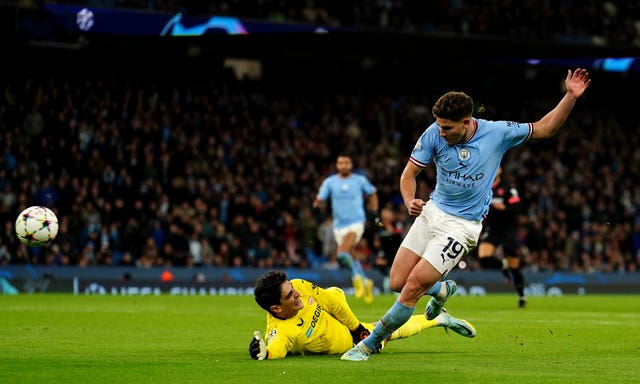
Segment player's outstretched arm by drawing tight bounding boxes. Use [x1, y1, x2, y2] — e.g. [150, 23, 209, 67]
[531, 68, 591, 140]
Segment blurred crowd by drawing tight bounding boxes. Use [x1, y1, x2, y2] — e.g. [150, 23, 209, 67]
[0, 64, 638, 275]
[51, 0, 640, 48]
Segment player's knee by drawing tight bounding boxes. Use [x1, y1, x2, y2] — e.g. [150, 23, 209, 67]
[388, 277, 404, 293]
[398, 278, 427, 306]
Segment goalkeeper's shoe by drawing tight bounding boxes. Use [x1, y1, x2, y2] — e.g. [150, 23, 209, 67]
[363, 278, 374, 304]
[352, 275, 365, 299]
[436, 311, 476, 338]
[341, 343, 370, 361]
[425, 280, 457, 320]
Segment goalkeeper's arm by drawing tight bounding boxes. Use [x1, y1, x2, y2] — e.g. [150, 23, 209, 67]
[249, 330, 268, 360]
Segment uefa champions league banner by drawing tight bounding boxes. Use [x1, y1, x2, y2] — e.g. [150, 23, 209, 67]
[11, 3, 638, 74]
[1, 266, 640, 295]
[44, 3, 348, 36]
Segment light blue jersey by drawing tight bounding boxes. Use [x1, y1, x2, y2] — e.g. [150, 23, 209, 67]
[410, 118, 533, 221]
[317, 173, 376, 229]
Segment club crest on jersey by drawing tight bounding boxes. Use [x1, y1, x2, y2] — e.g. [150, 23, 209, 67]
[267, 328, 278, 342]
[458, 148, 470, 161]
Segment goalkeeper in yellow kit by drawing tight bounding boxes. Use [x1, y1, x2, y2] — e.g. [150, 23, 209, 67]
[249, 270, 475, 360]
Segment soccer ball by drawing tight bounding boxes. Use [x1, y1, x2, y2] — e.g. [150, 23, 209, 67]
[15, 206, 59, 247]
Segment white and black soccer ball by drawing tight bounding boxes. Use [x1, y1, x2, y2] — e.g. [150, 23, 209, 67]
[15, 206, 59, 247]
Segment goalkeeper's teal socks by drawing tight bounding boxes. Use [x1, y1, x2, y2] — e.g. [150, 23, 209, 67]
[362, 300, 415, 352]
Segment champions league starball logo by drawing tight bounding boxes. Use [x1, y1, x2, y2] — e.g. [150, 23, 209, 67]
[76, 8, 94, 31]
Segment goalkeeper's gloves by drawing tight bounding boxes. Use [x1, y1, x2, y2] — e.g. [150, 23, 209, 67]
[367, 210, 383, 228]
[249, 330, 267, 360]
[349, 323, 371, 345]
[350, 324, 383, 354]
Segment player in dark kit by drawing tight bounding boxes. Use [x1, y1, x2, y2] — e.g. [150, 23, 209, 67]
[477, 166, 527, 307]
[372, 207, 404, 293]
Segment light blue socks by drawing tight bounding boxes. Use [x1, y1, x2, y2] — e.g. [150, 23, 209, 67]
[338, 251, 364, 277]
[362, 300, 415, 351]
[426, 281, 442, 297]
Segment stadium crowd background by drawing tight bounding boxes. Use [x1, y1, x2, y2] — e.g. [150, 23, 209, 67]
[0, 1, 639, 276]
[57, 0, 639, 48]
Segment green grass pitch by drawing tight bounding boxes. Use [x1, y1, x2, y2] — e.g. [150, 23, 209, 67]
[1, 293, 639, 384]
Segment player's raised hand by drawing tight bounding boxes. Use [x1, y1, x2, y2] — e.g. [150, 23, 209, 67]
[249, 330, 267, 360]
[565, 68, 591, 98]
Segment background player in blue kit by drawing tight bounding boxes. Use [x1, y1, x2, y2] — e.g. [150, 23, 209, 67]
[313, 154, 380, 303]
[342, 68, 591, 361]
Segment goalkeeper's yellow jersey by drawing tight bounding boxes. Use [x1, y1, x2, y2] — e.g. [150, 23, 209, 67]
[264, 279, 361, 359]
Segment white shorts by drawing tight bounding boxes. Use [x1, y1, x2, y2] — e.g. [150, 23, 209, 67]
[401, 201, 483, 276]
[333, 223, 365, 246]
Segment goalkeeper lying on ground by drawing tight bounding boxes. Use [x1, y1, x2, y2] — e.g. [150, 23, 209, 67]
[249, 270, 475, 360]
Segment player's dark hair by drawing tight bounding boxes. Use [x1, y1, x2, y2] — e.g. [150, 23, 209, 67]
[254, 270, 288, 313]
[336, 152, 356, 170]
[432, 91, 474, 121]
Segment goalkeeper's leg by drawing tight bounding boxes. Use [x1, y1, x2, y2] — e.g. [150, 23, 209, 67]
[366, 313, 475, 345]
[360, 315, 438, 353]
[360, 303, 421, 353]
[366, 315, 437, 342]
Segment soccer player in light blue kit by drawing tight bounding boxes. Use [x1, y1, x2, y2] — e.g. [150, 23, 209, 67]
[313, 154, 380, 303]
[342, 68, 591, 360]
